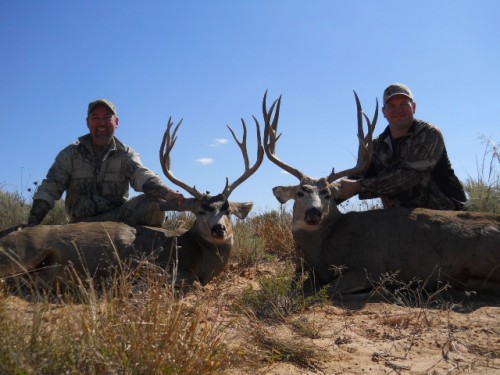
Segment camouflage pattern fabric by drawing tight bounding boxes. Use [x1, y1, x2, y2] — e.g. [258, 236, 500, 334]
[33, 134, 163, 223]
[359, 120, 466, 210]
[74, 194, 165, 227]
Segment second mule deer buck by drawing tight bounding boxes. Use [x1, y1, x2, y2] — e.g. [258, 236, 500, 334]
[0, 116, 263, 290]
[263, 91, 500, 294]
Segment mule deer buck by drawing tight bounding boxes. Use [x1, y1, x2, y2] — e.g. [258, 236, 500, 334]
[0, 116, 264, 290]
[262, 91, 500, 294]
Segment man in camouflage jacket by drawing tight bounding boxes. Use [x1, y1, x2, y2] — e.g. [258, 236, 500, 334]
[28, 99, 185, 226]
[339, 83, 466, 210]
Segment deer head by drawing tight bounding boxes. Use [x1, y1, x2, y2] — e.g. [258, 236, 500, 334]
[263, 90, 378, 230]
[159, 115, 264, 244]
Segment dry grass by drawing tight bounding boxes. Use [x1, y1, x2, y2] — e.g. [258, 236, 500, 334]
[465, 136, 500, 213]
[248, 208, 295, 260]
[0, 263, 230, 374]
[242, 321, 327, 371]
[0, 136, 499, 374]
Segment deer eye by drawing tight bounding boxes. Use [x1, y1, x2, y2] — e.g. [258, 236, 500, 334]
[221, 201, 230, 211]
[320, 188, 330, 198]
[297, 191, 304, 198]
[198, 210, 206, 215]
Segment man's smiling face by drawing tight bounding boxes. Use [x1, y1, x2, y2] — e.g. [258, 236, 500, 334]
[87, 105, 119, 146]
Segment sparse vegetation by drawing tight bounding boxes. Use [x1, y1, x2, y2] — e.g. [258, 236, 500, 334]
[237, 268, 328, 324]
[241, 321, 326, 371]
[465, 136, 500, 213]
[0, 137, 498, 374]
[0, 189, 29, 229]
[0, 264, 230, 374]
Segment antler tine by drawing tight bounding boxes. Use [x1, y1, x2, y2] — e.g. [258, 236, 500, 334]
[262, 90, 305, 180]
[159, 117, 203, 199]
[327, 91, 378, 182]
[226, 119, 250, 170]
[262, 90, 285, 156]
[222, 115, 264, 198]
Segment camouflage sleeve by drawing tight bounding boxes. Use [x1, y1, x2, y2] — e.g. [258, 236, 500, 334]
[125, 148, 160, 192]
[360, 125, 446, 198]
[359, 167, 425, 198]
[32, 145, 74, 208]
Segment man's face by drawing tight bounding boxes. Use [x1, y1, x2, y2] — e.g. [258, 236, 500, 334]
[382, 94, 416, 131]
[87, 105, 119, 146]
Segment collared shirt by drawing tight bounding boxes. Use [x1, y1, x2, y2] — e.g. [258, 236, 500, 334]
[359, 119, 466, 210]
[34, 134, 158, 220]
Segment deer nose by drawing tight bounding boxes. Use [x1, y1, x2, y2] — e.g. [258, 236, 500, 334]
[211, 224, 226, 238]
[304, 207, 322, 225]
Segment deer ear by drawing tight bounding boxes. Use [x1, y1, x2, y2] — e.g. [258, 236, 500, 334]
[230, 202, 254, 219]
[272, 185, 296, 204]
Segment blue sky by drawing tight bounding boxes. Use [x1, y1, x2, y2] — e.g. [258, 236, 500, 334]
[1, 1, 499, 213]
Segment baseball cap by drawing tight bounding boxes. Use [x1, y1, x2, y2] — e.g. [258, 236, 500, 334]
[383, 83, 414, 104]
[87, 98, 117, 116]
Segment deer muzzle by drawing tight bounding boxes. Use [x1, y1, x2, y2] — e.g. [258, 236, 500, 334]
[304, 207, 322, 226]
[211, 223, 227, 239]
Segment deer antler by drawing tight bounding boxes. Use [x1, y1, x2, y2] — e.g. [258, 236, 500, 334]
[327, 91, 378, 182]
[221, 116, 264, 198]
[160, 115, 263, 200]
[159, 117, 204, 199]
[262, 90, 305, 180]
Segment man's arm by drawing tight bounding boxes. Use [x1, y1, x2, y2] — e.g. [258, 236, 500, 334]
[359, 124, 445, 198]
[28, 199, 51, 225]
[29, 146, 74, 225]
[142, 176, 185, 204]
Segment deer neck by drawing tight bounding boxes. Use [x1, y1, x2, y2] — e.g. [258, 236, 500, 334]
[292, 198, 343, 269]
[187, 223, 233, 277]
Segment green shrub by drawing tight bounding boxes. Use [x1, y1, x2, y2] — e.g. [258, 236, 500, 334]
[238, 268, 328, 323]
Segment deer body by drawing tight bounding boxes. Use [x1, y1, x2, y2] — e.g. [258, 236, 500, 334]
[290, 199, 500, 292]
[0, 198, 252, 288]
[264, 91, 500, 293]
[0, 112, 263, 290]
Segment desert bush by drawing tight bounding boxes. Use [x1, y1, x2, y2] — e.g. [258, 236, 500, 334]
[230, 207, 295, 268]
[231, 217, 269, 267]
[0, 187, 69, 230]
[368, 270, 454, 309]
[237, 268, 328, 324]
[242, 321, 325, 370]
[0, 189, 30, 229]
[248, 208, 294, 260]
[465, 136, 500, 213]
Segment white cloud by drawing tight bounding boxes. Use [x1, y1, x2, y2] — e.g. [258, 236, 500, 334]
[209, 138, 229, 147]
[196, 157, 214, 165]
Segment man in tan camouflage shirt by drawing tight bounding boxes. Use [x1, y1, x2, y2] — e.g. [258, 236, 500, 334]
[28, 99, 185, 226]
[339, 83, 466, 210]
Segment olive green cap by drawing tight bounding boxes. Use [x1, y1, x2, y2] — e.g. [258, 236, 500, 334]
[87, 98, 117, 116]
[383, 83, 414, 104]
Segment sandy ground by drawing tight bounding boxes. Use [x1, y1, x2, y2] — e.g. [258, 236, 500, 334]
[205, 263, 500, 375]
[3, 261, 499, 374]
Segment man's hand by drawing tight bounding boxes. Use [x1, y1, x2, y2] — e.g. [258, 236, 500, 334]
[143, 177, 185, 205]
[338, 179, 362, 200]
[28, 199, 51, 226]
[27, 215, 41, 226]
[0, 223, 28, 239]
[164, 190, 186, 205]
